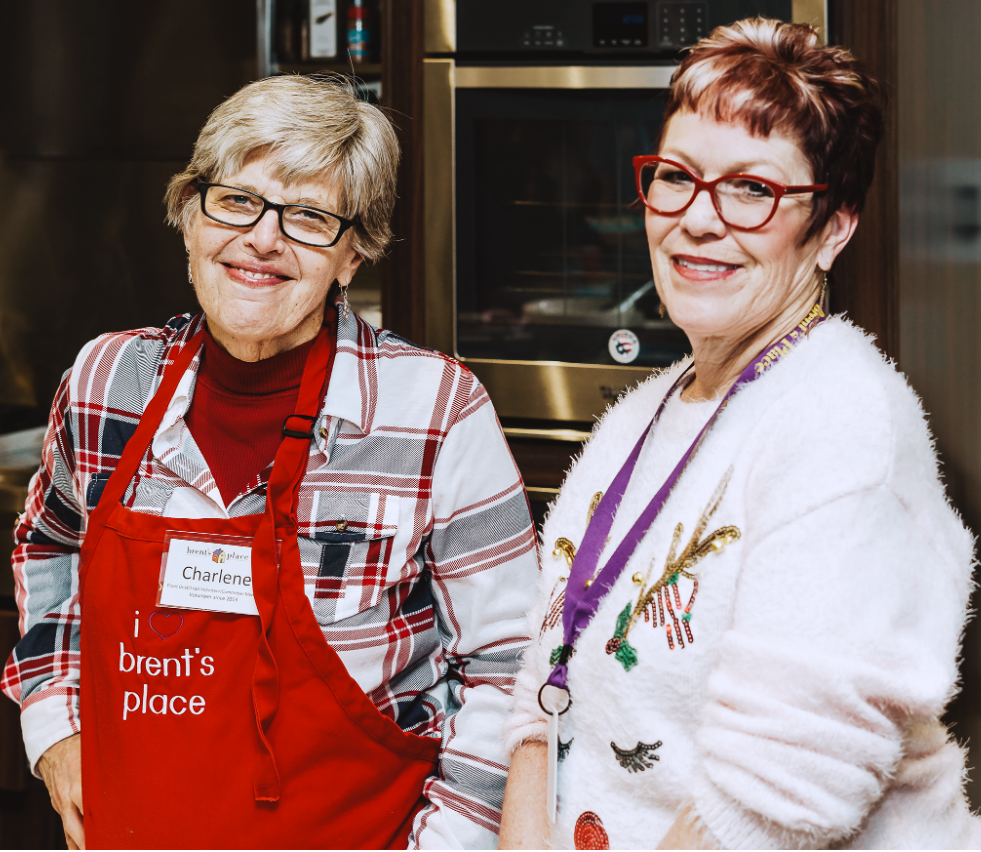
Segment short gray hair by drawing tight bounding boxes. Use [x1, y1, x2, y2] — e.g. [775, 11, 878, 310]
[165, 74, 400, 261]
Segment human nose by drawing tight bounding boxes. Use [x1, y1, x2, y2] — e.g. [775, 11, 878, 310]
[680, 185, 728, 239]
[244, 207, 286, 254]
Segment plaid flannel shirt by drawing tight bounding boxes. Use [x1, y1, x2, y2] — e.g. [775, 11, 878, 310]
[2, 308, 539, 849]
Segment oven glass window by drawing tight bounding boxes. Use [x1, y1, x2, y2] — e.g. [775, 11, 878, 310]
[456, 88, 690, 367]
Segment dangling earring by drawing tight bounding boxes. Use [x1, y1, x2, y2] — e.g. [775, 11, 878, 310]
[339, 282, 351, 319]
[187, 261, 193, 285]
[820, 270, 829, 312]
[658, 302, 666, 319]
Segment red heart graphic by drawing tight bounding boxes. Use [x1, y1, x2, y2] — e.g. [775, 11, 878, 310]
[574, 811, 609, 850]
[148, 610, 184, 640]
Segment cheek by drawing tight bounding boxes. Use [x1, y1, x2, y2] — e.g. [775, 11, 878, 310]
[299, 262, 335, 298]
[644, 214, 672, 254]
[187, 225, 224, 271]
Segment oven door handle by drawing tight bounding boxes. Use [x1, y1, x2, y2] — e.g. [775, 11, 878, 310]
[454, 65, 676, 89]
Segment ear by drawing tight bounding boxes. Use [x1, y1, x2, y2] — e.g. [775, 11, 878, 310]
[181, 183, 198, 248]
[337, 248, 365, 287]
[815, 206, 860, 272]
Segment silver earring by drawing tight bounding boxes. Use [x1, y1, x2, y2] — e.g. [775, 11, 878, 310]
[339, 283, 350, 319]
[187, 261, 193, 285]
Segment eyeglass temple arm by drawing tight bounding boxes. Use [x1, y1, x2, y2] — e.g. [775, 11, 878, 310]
[784, 183, 829, 193]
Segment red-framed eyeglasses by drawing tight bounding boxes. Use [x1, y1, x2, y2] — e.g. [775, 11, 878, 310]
[633, 155, 828, 231]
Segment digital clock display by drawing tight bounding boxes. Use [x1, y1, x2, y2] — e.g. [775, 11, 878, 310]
[593, 3, 649, 48]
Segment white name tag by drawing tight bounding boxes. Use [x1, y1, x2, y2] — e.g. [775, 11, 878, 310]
[157, 534, 258, 616]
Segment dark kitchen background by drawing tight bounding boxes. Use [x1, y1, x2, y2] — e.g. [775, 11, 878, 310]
[0, 1, 979, 845]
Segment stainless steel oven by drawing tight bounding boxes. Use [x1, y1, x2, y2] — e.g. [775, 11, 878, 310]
[423, 0, 826, 428]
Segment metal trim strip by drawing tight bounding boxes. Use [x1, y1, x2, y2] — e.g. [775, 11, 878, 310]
[503, 427, 592, 443]
[424, 0, 456, 53]
[526, 486, 561, 498]
[455, 65, 676, 89]
[462, 356, 652, 372]
[423, 59, 457, 355]
[466, 359, 653, 422]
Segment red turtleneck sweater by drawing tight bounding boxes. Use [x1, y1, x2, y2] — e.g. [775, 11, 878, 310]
[184, 328, 321, 507]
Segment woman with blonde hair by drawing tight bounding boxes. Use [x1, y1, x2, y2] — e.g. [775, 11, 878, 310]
[500, 19, 979, 850]
[4, 74, 538, 849]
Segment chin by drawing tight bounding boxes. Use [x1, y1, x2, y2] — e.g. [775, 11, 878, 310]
[210, 309, 282, 340]
[663, 294, 737, 337]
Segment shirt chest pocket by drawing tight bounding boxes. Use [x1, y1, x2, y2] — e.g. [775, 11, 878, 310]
[297, 491, 402, 623]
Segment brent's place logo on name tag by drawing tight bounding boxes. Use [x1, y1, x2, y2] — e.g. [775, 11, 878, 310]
[158, 533, 258, 616]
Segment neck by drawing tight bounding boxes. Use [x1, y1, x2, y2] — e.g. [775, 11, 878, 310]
[207, 304, 326, 362]
[682, 279, 822, 402]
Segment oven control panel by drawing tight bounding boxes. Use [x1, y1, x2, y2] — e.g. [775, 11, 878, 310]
[456, 0, 797, 56]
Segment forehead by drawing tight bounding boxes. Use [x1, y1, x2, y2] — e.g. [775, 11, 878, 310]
[219, 151, 341, 205]
[659, 109, 811, 180]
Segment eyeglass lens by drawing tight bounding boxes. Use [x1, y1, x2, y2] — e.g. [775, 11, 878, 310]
[203, 185, 343, 246]
[638, 162, 778, 229]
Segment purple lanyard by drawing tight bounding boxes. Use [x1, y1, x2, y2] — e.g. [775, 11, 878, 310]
[544, 303, 828, 697]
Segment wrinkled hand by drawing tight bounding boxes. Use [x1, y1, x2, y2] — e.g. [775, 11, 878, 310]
[37, 734, 84, 850]
[656, 804, 718, 850]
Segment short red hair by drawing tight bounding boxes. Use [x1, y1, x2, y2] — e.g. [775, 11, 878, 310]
[660, 18, 885, 242]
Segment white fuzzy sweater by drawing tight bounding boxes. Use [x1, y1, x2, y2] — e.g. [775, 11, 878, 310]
[504, 317, 981, 849]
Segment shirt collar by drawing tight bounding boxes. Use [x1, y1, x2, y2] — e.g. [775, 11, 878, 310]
[319, 305, 378, 438]
[157, 314, 206, 435]
[151, 309, 377, 478]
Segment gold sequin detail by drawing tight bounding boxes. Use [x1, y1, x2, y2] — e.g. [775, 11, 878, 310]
[553, 537, 576, 567]
[627, 469, 740, 639]
[540, 491, 607, 635]
[587, 491, 604, 523]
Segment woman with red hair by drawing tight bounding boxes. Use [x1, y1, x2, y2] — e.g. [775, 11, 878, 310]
[499, 18, 980, 850]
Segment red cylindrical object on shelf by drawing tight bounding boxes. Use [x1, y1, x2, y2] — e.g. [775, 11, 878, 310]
[347, 0, 369, 63]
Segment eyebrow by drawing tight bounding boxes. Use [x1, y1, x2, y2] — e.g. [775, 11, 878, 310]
[228, 184, 333, 209]
[659, 154, 774, 177]
[292, 196, 334, 209]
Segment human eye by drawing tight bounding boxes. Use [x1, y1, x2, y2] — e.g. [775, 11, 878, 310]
[656, 167, 694, 187]
[284, 206, 331, 230]
[283, 205, 341, 241]
[214, 188, 261, 213]
[723, 178, 775, 200]
[296, 207, 328, 223]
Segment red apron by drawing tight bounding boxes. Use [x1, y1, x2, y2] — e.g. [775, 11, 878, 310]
[78, 326, 440, 849]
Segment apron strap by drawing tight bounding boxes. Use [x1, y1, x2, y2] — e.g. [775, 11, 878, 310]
[249, 325, 335, 802]
[80, 326, 205, 567]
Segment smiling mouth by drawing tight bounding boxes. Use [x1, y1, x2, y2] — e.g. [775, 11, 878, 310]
[223, 263, 290, 284]
[675, 257, 740, 273]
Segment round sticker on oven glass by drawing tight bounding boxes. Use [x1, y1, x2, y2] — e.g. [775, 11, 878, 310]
[608, 329, 640, 364]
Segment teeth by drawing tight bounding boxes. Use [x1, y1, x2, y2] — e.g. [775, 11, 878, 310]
[242, 269, 277, 280]
[678, 258, 735, 272]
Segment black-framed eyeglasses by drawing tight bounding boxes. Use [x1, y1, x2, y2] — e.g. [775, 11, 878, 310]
[197, 182, 359, 248]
